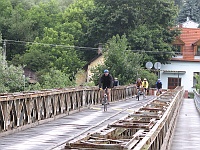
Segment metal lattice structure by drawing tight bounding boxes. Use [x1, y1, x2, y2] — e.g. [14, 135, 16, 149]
[66, 87, 184, 150]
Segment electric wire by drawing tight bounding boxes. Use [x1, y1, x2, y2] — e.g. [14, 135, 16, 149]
[0, 39, 196, 55]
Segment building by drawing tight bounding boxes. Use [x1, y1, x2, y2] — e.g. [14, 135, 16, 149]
[75, 53, 104, 85]
[160, 27, 200, 92]
[179, 17, 199, 28]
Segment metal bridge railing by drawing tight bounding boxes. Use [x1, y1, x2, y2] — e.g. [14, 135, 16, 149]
[0, 85, 136, 135]
[65, 86, 185, 150]
[194, 90, 200, 113]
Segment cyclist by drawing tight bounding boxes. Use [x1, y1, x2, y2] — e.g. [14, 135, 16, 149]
[99, 69, 113, 104]
[142, 78, 149, 97]
[156, 79, 162, 95]
[136, 78, 142, 89]
[136, 78, 143, 97]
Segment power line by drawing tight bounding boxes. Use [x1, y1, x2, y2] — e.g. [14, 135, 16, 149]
[0, 39, 191, 55]
[2, 39, 98, 51]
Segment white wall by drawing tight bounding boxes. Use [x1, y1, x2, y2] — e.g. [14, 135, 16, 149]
[160, 61, 200, 92]
[182, 20, 199, 28]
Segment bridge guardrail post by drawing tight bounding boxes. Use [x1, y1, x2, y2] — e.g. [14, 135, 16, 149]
[0, 85, 137, 135]
[194, 90, 200, 113]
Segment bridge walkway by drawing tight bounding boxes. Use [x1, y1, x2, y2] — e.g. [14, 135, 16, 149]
[0, 96, 154, 150]
[171, 98, 200, 150]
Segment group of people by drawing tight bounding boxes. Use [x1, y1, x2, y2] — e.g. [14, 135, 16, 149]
[136, 77, 162, 96]
[136, 78, 149, 97]
[98, 69, 163, 103]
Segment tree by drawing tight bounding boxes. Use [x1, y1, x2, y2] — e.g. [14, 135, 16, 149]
[3, 0, 63, 61]
[174, 0, 185, 9]
[178, 0, 200, 23]
[92, 35, 157, 85]
[26, 0, 61, 38]
[57, 0, 95, 61]
[0, 0, 12, 40]
[85, 0, 179, 64]
[39, 68, 75, 89]
[104, 35, 143, 85]
[0, 34, 25, 93]
[128, 25, 180, 63]
[21, 27, 84, 78]
[195, 74, 200, 92]
[5, 4, 37, 60]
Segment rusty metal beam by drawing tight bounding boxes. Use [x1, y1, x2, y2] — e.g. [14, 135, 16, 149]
[65, 87, 184, 150]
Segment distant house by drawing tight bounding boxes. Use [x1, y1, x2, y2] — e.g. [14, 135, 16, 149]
[160, 26, 200, 92]
[75, 53, 104, 85]
[178, 17, 199, 28]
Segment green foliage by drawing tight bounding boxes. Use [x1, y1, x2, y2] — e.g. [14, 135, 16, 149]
[0, 0, 12, 42]
[174, 0, 185, 9]
[195, 74, 200, 91]
[85, 0, 179, 63]
[3, 0, 63, 60]
[39, 68, 75, 89]
[0, 0, 187, 91]
[81, 82, 95, 87]
[0, 35, 25, 93]
[128, 25, 180, 64]
[21, 27, 83, 77]
[91, 64, 107, 85]
[138, 69, 157, 88]
[57, 0, 95, 61]
[27, 82, 42, 91]
[178, 0, 200, 23]
[2, 65, 25, 92]
[92, 35, 157, 86]
[104, 35, 143, 85]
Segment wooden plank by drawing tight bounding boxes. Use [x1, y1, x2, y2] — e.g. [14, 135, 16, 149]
[0, 97, 153, 150]
[124, 129, 144, 149]
[171, 99, 200, 150]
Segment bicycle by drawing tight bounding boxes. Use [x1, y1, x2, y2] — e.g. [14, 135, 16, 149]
[156, 88, 162, 96]
[136, 87, 142, 101]
[136, 87, 145, 101]
[102, 88, 108, 111]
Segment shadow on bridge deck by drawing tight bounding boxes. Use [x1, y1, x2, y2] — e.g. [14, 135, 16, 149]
[171, 98, 200, 150]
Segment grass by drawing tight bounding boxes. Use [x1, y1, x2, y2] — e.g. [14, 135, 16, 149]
[188, 92, 194, 98]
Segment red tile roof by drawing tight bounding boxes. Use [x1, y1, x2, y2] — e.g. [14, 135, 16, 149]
[172, 27, 200, 62]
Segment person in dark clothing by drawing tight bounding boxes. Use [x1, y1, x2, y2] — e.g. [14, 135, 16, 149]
[99, 69, 113, 103]
[113, 78, 119, 86]
[156, 79, 162, 95]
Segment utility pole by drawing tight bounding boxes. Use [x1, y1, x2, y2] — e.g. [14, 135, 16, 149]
[98, 43, 103, 55]
[2, 39, 6, 68]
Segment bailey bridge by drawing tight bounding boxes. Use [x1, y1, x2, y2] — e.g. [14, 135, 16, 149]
[0, 85, 199, 150]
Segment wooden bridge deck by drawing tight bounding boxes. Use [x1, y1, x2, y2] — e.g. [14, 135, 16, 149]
[0, 96, 154, 150]
[171, 98, 200, 150]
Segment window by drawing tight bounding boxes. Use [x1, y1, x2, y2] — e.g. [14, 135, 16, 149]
[173, 45, 182, 55]
[193, 72, 200, 87]
[195, 46, 200, 56]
